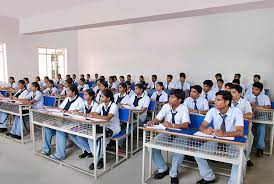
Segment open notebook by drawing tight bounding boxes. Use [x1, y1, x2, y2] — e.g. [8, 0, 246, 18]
[194, 131, 234, 141]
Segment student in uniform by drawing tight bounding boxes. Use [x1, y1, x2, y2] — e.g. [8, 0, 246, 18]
[35, 76, 45, 89]
[0, 80, 29, 133]
[139, 75, 146, 87]
[113, 76, 119, 86]
[94, 73, 99, 82]
[7, 82, 43, 139]
[77, 78, 89, 92]
[147, 89, 190, 184]
[164, 75, 176, 90]
[86, 74, 91, 82]
[230, 85, 254, 167]
[60, 78, 73, 96]
[87, 89, 121, 170]
[129, 83, 150, 124]
[213, 79, 224, 93]
[96, 80, 108, 103]
[72, 74, 77, 83]
[93, 80, 101, 95]
[3, 77, 18, 91]
[119, 76, 125, 83]
[43, 80, 58, 96]
[233, 74, 246, 93]
[201, 80, 215, 104]
[213, 73, 223, 89]
[126, 74, 132, 84]
[224, 83, 234, 92]
[108, 76, 118, 93]
[245, 74, 265, 97]
[114, 82, 130, 106]
[42, 85, 85, 160]
[147, 75, 158, 89]
[125, 81, 135, 97]
[184, 85, 209, 115]
[175, 73, 191, 94]
[23, 78, 31, 91]
[245, 82, 271, 157]
[151, 82, 168, 103]
[194, 90, 244, 184]
[66, 75, 71, 80]
[68, 89, 98, 158]
[55, 74, 64, 85]
[80, 74, 85, 79]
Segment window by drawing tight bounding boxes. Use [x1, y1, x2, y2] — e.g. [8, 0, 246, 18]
[0, 43, 8, 82]
[38, 48, 67, 79]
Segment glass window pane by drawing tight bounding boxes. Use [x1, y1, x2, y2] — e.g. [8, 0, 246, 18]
[38, 48, 46, 54]
[0, 45, 2, 52]
[56, 49, 64, 55]
[47, 49, 55, 55]
[38, 55, 47, 78]
[0, 53, 4, 82]
[46, 55, 52, 79]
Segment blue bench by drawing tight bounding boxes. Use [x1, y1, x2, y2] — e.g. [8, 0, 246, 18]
[43, 96, 56, 107]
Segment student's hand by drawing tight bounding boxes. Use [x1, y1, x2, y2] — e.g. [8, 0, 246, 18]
[250, 102, 257, 108]
[66, 110, 77, 114]
[147, 121, 154, 126]
[214, 129, 225, 137]
[202, 128, 214, 135]
[163, 121, 173, 128]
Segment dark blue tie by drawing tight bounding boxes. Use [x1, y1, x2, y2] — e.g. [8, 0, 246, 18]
[219, 113, 227, 132]
[193, 100, 198, 110]
[171, 111, 178, 124]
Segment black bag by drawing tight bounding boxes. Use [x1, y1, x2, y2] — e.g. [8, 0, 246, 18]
[96, 125, 113, 138]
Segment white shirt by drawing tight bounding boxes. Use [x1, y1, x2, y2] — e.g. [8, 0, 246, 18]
[204, 107, 244, 132]
[151, 91, 169, 103]
[96, 91, 102, 103]
[201, 90, 216, 102]
[114, 93, 130, 105]
[84, 100, 98, 114]
[6, 82, 18, 90]
[245, 93, 271, 106]
[38, 81, 46, 88]
[129, 93, 150, 123]
[183, 96, 209, 111]
[60, 96, 85, 112]
[93, 86, 100, 94]
[147, 81, 158, 89]
[109, 82, 118, 92]
[26, 83, 31, 91]
[14, 88, 29, 99]
[55, 79, 65, 85]
[60, 87, 68, 96]
[126, 89, 135, 98]
[164, 82, 176, 90]
[245, 83, 265, 97]
[156, 104, 190, 125]
[43, 87, 58, 95]
[26, 90, 44, 109]
[231, 98, 252, 114]
[77, 84, 89, 92]
[95, 102, 121, 134]
[175, 82, 191, 91]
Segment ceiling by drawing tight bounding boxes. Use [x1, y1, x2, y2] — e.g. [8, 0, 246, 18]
[0, 0, 98, 18]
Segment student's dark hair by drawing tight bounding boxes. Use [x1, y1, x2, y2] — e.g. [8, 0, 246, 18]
[99, 78, 105, 84]
[87, 74, 90, 77]
[23, 77, 29, 83]
[216, 90, 232, 107]
[203, 80, 213, 88]
[179, 72, 186, 79]
[253, 82, 264, 91]
[32, 82, 40, 91]
[36, 76, 41, 81]
[170, 89, 186, 104]
[48, 80, 54, 85]
[119, 75, 125, 79]
[109, 76, 115, 81]
[119, 82, 127, 91]
[125, 81, 131, 86]
[102, 89, 114, 102]
[85, 89, 95, 100]
[44, 76, 49, 80]
[69, 84, 79, 96]
[157, 82, 164, 90]
[217, 79, 224, 84]
[18, 80, 25, 86]
[72, 74, 76, 77]
[100, 76, 105, 80]
[127, 74, 131, 77]
[135, 83, 145, 92]
[230, 85, 243, 94]
[234, 73, 241, 78]
[191, 85, 202, 94]
[101, 81, 109, 88]
[225, 82, 234, 88]
[254, 74, 261, 80]
[215, 73, 222, 78]
[152, 74, 157, 79]
[9, 77, 15, 81]
[139, 75, 144, 79]
[80, 74, 84, 77]
[66, 74, 71, 78]
[66, 78, 73, 85]
[58, 74, 61, 77]
[167, 74, 173, 79]
[232, 79, 240, 85]
[113, 76, 117, 80]
[79, 78, 86, 83]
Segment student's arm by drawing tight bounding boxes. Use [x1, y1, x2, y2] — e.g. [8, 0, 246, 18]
[165, 121, 189, 129]
[147, 104, 166, 126]
[215, 126, 243, 137]
[243, 112, 253, 120]
[199, 121, 214, 134]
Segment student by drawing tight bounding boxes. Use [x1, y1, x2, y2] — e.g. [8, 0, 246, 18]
[93, 80, 101, 95]
[55, 74, 65, 86]
[213, 73, 223, 88]
[129, 83, 150, 124]
[201, 80, 215, 104]
[80, 74, 85, 79]
[72, 74, 77, 83]
[126, 74, 132, 84]
[194, 91, 244, 184]
[35, 76, 46, 89]
[99, 75, 105, 81]
[94, 73, 99, 82]
[114, 82, 130, 106]
[245, 82, 271, 157]
[68, 89, 98, 158]
[213, 79, 224, 93]
[139, 75, 146, 87]
[43, 80, 58, 96]
[77, 78, 89, 92]
[66, 75, 71, 80]
[0, 80, 29, 133]
[60, 78, 73, 96]
[164, 75, 176, 90]
[88, 89, 121, 170]
[230, 85, 254, 167]
[23, 77, 31, 91]
[147, 75, 158, 89]
[40, 76, 50, 91]
[125, 81, 135, 97]
[3, 77, 18, 91]
[108, 76, 118, 93]
[42, 85, 85, 160]
[7, 82, 43, 139]
[86, 74, 91, 82]
[224, 83, 234, 92]
[119, 76, 125, 83]
[234, 74, 246, 92]
[96, 80, 108, 103]
[147, 89, 190, 184]
[184, 85, 209, 115]
[151, 82, 168, 103]
[175, 73, 191, 92]
[113, 75, 119, 86]
[245, 74, 265, 97]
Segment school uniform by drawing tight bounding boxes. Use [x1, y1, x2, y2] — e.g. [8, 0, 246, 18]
[60, 87, 68, 96]
[244, 84, 265, 99]
[6, 82, 18, 90]
[147, 81, 158, 89]
[212, 87, 224, 94]
[95, 91, 103, 103]
[38, 81, 47, 88]
[183, 96, 209, 111]
[195, 107, 244, 184]
[126, 89, 135, 98]
[151, 91, 168, 103]
[9, 90, 42, 136]
[129, 93, 150, 123]
[201, 90, 216, 102]
[164, 82, 176, 90]
[175, 82, 191, 91]
[54, 79, 65, 86]
[245, 93, 271, 150]
[77, 84, 89, 92]
[109, 82, 118, 92]
[26, 83, 31, 91]
[87, 102, 121, 165]
[43, 95, 85, 160]
[114, 93, 130, 105]
[93, 86, 100, 94]
[69, 100, 98, 154]
[152, 104, 190, 178]
[43, 87, 58, 95]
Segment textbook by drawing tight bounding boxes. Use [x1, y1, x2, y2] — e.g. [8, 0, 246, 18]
[194, 131, 235, 141]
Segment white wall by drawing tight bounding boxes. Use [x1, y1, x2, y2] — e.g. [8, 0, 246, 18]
[0, 16, 78, 83]
[78, 8, 274, 98]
